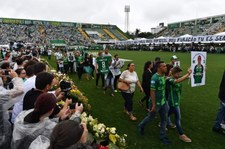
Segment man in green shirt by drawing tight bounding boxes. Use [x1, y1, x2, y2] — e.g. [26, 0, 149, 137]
[138, 61, 171, 144]
[96, 56, 110, 74]
[167, 66, 192, 142]
[95, 51, 112, 87]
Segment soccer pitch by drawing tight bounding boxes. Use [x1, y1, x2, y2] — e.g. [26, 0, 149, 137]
[47, 51, 225, 149]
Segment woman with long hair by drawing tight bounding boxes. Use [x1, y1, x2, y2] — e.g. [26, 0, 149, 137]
[139, 61, 153, 110]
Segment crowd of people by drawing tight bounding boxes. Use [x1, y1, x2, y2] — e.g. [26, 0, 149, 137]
[114, 43, 225, 53]
[0, 24, 90, 46]
[0, 43, 225, 148]
[0, 46, 95, 149]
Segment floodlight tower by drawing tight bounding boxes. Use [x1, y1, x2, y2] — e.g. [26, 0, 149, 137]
[124, 5, 130, 33]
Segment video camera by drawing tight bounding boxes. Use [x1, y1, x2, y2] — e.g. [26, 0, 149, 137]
[59, 80, 79, 109]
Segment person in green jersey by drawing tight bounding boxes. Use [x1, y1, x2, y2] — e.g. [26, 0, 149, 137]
[167, 66, 192, 142]
[138, 61, 171, 144]
[193, 55, 204, 84]
[95, 51, 111, 88]
[95, 51, 105, 88]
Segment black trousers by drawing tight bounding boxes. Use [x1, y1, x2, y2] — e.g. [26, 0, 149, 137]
[77, 66, 83, 80]
[140, 87, 150, 109]
[96, 73, 105, 87]
[121, 92, 134, 113]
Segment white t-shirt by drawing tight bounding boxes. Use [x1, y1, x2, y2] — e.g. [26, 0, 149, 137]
[47, 50, 52, 56]
[120, 70, 138, 93]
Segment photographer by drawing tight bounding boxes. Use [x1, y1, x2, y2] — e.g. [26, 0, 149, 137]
[0, 62, 13, 89]
[23, 72, 71, 119]
[0, 69, 24, 148]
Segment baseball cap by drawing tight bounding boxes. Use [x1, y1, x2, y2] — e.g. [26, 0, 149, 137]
[171, 55, 178, 60]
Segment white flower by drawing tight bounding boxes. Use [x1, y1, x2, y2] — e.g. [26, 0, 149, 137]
[87, 115, 93, 121]
[109, 127, 116, 134]
[93, 125, 98, 131]
[95, 132, 99, 138]
[100, 128, 105, 133]
[81, 112, 87, 117]
[50, 70, 56, 73]
[81, 117, 87, 124]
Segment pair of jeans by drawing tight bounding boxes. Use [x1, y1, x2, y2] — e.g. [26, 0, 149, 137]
[139, 104, 167, 139]
[213, 100, 225, 129]
[121, 92, 134, 113]
[114, 75, 120, 90]
[104, 76, 114, 94]
[168, 106, 183, 135]
[165, 101, 172, 125]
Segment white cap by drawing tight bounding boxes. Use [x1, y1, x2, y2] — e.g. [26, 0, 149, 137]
[171, 55, 178, 60]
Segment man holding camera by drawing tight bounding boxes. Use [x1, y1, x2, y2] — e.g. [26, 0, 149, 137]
[0, 69, 24, 148]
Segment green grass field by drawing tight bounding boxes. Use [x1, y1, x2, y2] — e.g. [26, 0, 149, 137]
[45, 51, 225, 149]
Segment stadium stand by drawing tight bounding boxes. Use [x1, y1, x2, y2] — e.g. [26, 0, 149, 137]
[81, 24, 128, 43]
[158, 14, 225, 37]
[0, 18, 128, 46]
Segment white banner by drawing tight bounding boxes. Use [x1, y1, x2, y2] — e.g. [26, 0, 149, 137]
[116, 35, 225, 45]
[191, 52, 207, 87]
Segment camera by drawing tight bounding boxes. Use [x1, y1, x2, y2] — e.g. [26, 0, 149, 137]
[60, 80, 79, 109]
[1, 69, 10, 76]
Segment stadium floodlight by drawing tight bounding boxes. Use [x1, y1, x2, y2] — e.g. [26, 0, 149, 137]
[125, 5, 130, 33]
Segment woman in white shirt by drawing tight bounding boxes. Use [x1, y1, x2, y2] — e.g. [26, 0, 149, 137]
[119, 62, 143, 121]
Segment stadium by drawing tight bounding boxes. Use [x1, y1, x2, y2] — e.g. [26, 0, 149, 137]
[0, 2, 225, 149]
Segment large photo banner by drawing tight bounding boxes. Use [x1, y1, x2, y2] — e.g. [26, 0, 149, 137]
[191, 52, 207, 87]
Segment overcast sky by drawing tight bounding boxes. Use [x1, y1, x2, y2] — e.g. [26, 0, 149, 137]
[0, 0, 225, 32]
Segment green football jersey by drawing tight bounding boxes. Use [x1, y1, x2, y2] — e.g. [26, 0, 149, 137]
[194, 64, 204, 84]
[96, 57, 110, 74]
[63, 56, 69, 64]
[75, 56, 83, 66]
[167, 77, 182, 107]
[150, 73, 166, 106]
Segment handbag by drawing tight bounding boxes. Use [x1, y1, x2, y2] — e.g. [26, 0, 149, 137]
[117, 82, 130, 91]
